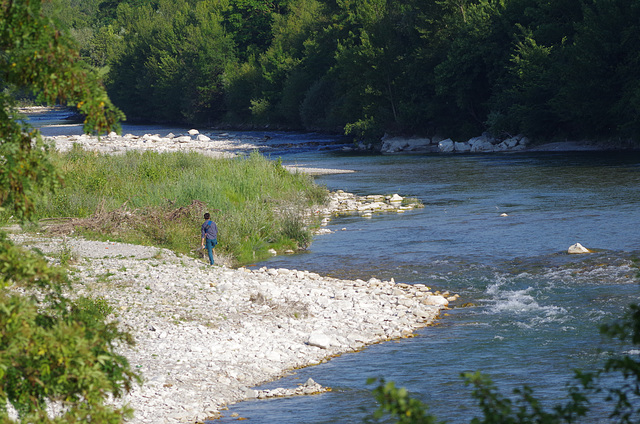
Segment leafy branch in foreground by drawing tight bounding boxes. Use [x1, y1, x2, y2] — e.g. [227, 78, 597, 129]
[1, 1, 137, 422]
[366, 378, 439, 424]
[598, 303, 640, 422]
[461, 371, 591, 424]
[0, 234, 139, 422]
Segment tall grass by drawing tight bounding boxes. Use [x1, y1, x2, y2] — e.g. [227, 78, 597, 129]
[19, 146, 328, 265]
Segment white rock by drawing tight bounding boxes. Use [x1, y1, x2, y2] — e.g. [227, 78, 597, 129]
[504, 137, 519, 148]
[493, 142, 508, 151]
[142, 134, 163, 142]
[307, 332, 332, 349]
[266, 351, 281, 361]
[380, 137, 407, 153]
[188, 129, 200, 135]
[389, 194, 403, 204]
[421, 295, 449, 307]
[469, 135, 495, 152]
[568, 243, 590, 254]
[244, 388, 258, 399]
[346, 332, 367, 343]
[404, 138, 432, 151]
[197, 134, 211, 142]
[379, 135, 433, 152]
[454, 142, 471, 152]
[438, 139, 455, 153]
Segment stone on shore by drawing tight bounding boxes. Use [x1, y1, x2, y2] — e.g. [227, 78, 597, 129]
[389, 193, 403, 205]
[469, 134, 496, 152]
[421, 295, 449, 307]
[380, 135, 434, 153]
[454, 141, 471, 152]
[307, 332, 334, 349]
[42, 130, 277, 159]
[438, 139, 455, 153]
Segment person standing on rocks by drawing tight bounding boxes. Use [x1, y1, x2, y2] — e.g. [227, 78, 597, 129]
[201, 213, 218, 265]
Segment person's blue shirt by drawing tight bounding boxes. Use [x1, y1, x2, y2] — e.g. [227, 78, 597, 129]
[201, 220, 217, 240]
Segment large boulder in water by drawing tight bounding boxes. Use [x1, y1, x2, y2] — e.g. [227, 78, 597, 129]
[568, 243, 590, 254]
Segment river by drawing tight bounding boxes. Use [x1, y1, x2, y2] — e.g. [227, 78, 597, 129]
[31, 114, 640, 422]
[219, 146, 640, 422]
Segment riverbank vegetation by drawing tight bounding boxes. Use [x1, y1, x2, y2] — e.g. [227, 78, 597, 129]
[2, 148, 328, 265]
[41, 0, 640, 144]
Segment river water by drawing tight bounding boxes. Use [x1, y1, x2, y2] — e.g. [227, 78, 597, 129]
[219, 147, 640, 423]
[30, 115, 640, 422]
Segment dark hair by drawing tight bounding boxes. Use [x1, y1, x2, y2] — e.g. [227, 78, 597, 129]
[204, 213, 210, 220]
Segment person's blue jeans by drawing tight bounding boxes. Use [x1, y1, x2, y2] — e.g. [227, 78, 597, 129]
[205, 238, 217, 265]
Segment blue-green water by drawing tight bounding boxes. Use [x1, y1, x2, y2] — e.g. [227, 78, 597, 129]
[31, 115, 640, 422]
[220, 149, 640, 423]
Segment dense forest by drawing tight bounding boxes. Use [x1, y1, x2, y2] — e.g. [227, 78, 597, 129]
[41, 0, 640, 143]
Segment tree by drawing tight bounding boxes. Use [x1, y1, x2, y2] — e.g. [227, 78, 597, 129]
[553, 0, 640, 139]
[224, 0, 327, 126]
[108, 0, 235, 123]
[1, 0, 137, 422]
[223, 0, 282, 61]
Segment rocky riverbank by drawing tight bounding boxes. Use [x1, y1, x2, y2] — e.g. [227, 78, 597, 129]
[9, 234, 455, 423]
[352, 133, 640, 154]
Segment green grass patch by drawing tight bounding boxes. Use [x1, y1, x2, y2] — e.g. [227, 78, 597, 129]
[8, 146, 328, 266]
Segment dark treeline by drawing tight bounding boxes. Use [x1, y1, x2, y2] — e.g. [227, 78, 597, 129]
[44, 0, 640, 143]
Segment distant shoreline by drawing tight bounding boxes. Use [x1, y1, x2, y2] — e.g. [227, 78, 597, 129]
[21, 106, 639, 154]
